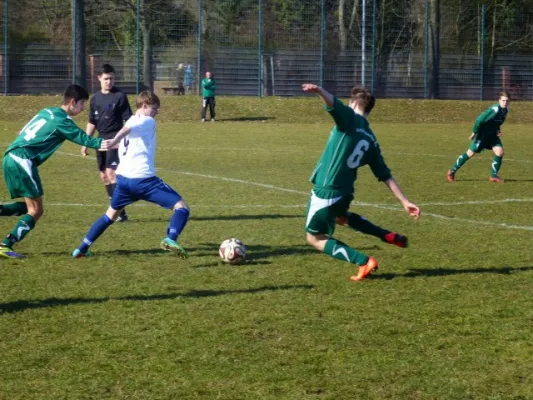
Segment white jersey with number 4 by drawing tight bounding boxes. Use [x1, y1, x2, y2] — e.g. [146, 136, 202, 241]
[116, 114, 156, 179]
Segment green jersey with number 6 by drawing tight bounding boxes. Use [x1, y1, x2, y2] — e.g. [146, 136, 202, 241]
[310, 97, 392, 197]
[5, 107, 103, 165]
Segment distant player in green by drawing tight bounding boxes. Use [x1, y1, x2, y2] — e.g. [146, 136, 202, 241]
[302, 83, 420, 281]
[447, 91, 510, 183]
[201, 71, 216, 122]
[0, 85, 111, 259]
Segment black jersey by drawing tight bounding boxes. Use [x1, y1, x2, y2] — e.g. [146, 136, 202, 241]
[89, 87, 133, 139]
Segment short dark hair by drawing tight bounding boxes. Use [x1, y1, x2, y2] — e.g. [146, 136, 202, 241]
[136, 90, 160, 109]
[98, 63, 115, 76]
[365, 94, 376, 116]
[350, 87, 373, 115]
[63, 84, 89, 105]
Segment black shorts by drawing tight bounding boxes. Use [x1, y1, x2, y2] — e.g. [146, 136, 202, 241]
[96, 149, 120, 172]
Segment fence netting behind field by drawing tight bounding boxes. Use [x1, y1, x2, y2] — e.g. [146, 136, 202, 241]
[4, 0, 533, 100]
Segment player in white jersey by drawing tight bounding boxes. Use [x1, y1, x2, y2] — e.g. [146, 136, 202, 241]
[72, 91, 190, 258]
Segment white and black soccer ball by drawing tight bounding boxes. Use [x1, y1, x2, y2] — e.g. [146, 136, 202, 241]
[219, 238, 246, 264]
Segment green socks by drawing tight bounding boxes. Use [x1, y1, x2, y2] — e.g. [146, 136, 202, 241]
[2, 214, 36, 248]
[0, 202, 28, 216]
[451, 152, 470, 173]
[491, 155, 503, 177]
[324, 238, 368, 266]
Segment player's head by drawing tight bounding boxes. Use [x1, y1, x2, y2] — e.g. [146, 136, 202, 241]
[349, 87, 373, 116]
[98, 64, 115, 93]
[136, 91, 160, 118]
[499, 90, 510, 109]
[364, 94, 376, 117]
[62, 84, 89, 116]
[206, 71, 212, 79]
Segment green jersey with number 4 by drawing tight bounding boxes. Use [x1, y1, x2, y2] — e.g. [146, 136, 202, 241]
[5, 107, 103, 165]
[310, 97, 392, 197]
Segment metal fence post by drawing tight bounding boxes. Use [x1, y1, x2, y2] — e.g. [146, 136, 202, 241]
[72, 0, 76, 84]
[320, 0, 325, 87]
[4, 0, 8, 95]
[362, 0, 366, 87]
[136, 0, 140, 93]
[258, 0, 263, 97]
[197, 0, 202, 96]
[424, 0, 429, 99]
[480, 4, 485, 101]
[371, 0, 376, 92]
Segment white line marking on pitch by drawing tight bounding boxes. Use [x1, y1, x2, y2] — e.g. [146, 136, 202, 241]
[55, 151, 533, 231]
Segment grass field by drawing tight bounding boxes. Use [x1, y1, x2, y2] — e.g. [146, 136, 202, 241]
[1, 95, 533, 399]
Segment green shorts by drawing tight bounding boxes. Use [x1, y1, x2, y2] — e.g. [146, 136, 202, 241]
[2, 152, 43, 199]
[305, 189, 353, 236]
[469, 136, 502, 153]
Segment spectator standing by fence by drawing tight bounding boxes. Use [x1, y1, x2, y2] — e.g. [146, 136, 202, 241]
[201, 71, 216, 122]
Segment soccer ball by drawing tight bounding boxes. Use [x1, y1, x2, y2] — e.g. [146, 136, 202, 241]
[219, 238, 246, 264]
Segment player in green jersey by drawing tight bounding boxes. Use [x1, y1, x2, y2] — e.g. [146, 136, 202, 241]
[0, 85, 111, 259]
[447, 90, 510, 183]
[302, 83, 420, 281]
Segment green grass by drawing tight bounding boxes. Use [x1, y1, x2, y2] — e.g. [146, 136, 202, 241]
[1, 96, 533, 399]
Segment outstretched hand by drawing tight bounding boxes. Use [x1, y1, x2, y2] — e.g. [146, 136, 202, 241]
[302, 83, 320, 93]
[403, 202, 421, 219]
[469, 133, 475, 140]
[80, 146, 88, 157]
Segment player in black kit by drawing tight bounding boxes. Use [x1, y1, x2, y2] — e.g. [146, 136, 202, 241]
[82, 64, 133, 221]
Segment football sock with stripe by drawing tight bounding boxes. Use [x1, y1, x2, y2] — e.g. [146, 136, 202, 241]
[167, 208, 190, 241]
[450, 152, 470, 173]
[491, 155, 503, 177]
[78, 215, 114, 253]
[2, 214, 36, 247]
[344, 212, 388, 240]
[324, 238, 369, 265]
[0, 202, 28, 216]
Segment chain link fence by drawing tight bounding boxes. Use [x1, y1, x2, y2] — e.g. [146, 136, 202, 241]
[3, 0, 533, 100]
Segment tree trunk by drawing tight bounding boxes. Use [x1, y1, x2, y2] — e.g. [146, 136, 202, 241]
[71, 0, 86, 87]
[339, 0, 347, 54]
[428, 0, 440, 98]
[141, 23, 153, 90]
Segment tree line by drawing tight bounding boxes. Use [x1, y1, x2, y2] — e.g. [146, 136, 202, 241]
[9, 0, 533, 97]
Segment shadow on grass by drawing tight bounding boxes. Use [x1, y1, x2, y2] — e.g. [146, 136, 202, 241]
[0, 284, 314, 314]
[370, 265, 533, 280]
[190, 243, 382, 268]
[122, 214, 302, 224]
[217, 116, 275, 122]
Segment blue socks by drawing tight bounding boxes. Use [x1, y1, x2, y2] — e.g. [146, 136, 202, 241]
[167, 208, 190, 241]
[78, 214, 114, 253]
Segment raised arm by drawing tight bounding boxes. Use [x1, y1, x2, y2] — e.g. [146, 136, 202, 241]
[301, 83, 334, 108]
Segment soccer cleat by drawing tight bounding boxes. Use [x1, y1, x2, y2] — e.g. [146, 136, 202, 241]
[350, 257, 378, 282]
[489, 176, 504, 183]
[211, 118, 216, 122]
[116, 213, 129, 222]
[72, 249, 93, 258]
[0, 245, 26, 259]
[383, 232, 408, 248]
[447, 170, 455, 182]
[201, 118, 206, 123]
[161, 238, 189, 259]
